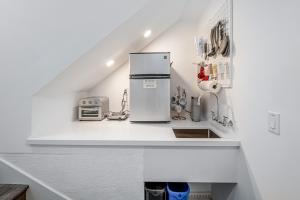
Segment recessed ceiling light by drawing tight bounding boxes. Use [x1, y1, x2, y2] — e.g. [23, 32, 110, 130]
[144, 29, 152, 38]
[106, 60, 115, 67]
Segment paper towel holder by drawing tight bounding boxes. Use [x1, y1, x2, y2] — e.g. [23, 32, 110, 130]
[198, 80, 222, 94]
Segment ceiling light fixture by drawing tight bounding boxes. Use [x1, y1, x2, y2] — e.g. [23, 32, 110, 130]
[144, 29, 152, 38]
[106, 60, 115, 67]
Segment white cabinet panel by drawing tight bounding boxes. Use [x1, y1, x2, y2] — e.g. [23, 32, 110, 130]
[144, 147, 239, 183]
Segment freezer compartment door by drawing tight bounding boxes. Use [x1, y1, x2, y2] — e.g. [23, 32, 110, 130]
[130, 53, 170, 75]
[130, 79, 170, 122]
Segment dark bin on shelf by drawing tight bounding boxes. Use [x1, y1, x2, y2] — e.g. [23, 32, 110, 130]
[145, 182, 167, 200]
[167, 182, 190, 200]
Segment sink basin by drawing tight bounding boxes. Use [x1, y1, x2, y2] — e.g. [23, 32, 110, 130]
[172, 129, 221, 138]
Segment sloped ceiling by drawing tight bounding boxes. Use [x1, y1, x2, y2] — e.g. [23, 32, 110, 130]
[37, 0, 218, 96]
[1, 0, 150, 95]
[181, 0, 218, 21]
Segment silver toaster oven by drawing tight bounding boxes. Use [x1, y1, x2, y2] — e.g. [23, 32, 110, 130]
[78, 97, 109, 121]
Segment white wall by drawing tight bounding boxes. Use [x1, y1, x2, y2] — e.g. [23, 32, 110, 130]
[89, 62, 131, 112]
[232, 149, 261, 200]
[31, 92, 87, 137]
[193, 0, 300, 199]
[89, 20, 201, 112]
[220, 0, 300, 199]
[1, 149, 144, 200]
[0, 0, 149, 153]
[0, 158, 69, 200]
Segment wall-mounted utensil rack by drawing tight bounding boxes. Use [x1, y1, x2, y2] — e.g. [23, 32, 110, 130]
[197, 0, 233, 88]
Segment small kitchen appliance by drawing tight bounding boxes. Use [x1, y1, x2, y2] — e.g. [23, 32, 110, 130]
[129, 52, 171, 122]
[78, 96, 109, 121]
[107, 89, 129, 120]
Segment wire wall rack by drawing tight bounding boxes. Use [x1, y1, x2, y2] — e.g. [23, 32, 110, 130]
[206, 0, 233, 88]
[208, 0, 232, 36]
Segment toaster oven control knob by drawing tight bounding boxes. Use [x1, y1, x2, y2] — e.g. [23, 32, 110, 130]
[82, 101, 86, 104]
[88, 100, 92, 104]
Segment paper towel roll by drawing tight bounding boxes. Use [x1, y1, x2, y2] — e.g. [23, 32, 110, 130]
[199, 80, 221, 93]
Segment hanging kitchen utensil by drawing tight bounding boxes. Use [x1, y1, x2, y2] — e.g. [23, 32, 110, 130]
[219, 36, 228, 54]
[208, 20, 223, 57]
[219, 21, 230, 57]
[204, 42, 208, 60]
[222, 37, 230, 57]
[215, 21, 222, 52]
[208, 25, 217, 57]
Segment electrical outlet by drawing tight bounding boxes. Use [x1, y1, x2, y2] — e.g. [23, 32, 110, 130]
[268, 111, 280, 135]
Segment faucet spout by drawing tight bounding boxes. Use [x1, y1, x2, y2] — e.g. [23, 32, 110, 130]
[210, 92, 219, 122]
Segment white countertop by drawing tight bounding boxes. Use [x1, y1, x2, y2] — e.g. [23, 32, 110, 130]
[27, 119, 240, 147]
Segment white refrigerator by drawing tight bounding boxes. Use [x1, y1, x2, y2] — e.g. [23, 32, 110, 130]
[129, 52, 171, 122]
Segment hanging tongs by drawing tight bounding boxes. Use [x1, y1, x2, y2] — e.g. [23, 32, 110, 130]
[219, 20, 230, 57]
[207, 25, 217, 57]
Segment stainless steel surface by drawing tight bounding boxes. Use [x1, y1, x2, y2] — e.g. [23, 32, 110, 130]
[222, 116, 228, 126]
[130, 52, 170, 75]
[78, 96, 109, 121]
[227, 120, 233, 127]
[190, 96, 201, 122]
[172, 129, 221, 138]
[79, 96, 108, 107]
[130, 79, 170, 121]
[210, 93, 219, 121]
[129, 52, 171, 122]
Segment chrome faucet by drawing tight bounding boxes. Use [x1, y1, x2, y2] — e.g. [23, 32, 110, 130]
[211, 111, 218, 121]
[210, 93, 219, 121]
[211, 113, 233, 127]
[209, 93, 234, 127]
[227, 120, 233, 127]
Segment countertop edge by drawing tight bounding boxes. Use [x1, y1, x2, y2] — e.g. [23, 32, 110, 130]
[27, 138, 241, 147]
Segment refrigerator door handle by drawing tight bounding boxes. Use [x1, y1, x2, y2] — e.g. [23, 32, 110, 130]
[129, 74, 170, 79]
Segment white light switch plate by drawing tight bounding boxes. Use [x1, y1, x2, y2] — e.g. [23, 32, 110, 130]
[268, 111, 280, 135]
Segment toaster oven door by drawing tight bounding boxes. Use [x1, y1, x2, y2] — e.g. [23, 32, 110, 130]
[79, 107, 103, 120]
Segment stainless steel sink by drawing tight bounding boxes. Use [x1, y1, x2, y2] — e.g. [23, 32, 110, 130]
[172, 128, 221, 138]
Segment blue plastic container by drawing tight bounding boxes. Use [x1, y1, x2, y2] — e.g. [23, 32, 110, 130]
[167, 183, 190, 200]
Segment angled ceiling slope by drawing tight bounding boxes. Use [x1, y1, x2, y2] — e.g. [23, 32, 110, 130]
[3, 0, 149, 96]
[38, 0, 189, 96]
